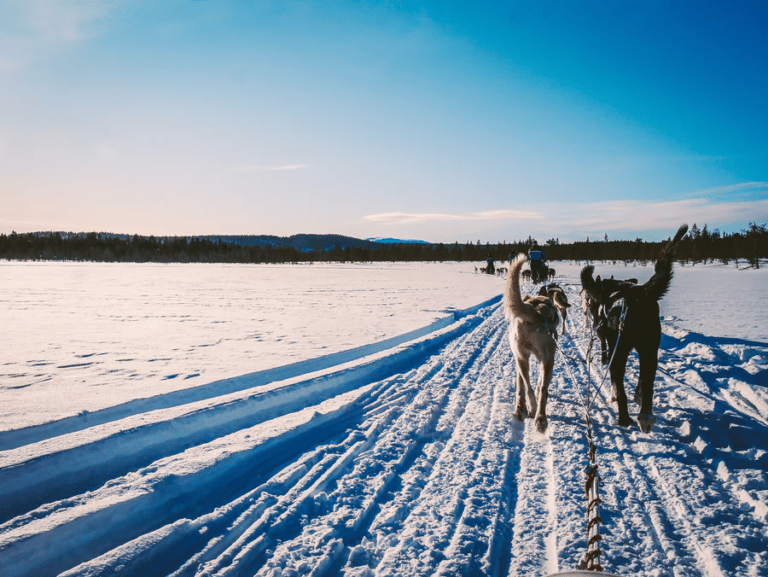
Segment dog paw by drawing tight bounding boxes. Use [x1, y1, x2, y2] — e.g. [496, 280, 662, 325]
[637, 413, 657, 433]
[617, 414, 633, 427]
[535, 416, 548, 433]
[514, 406, 528, 421]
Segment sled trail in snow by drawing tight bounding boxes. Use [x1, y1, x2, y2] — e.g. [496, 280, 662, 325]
[1, 281, 767, 577]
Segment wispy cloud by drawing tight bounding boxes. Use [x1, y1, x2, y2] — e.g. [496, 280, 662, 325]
[363, 195, 768, 243]
[0, 0, 115, 71]
[364, 209, 542, 224]
[230, 164, 309, 173]
[554, 196, 768, 237]
[25, 0, 105, 42]
[688, 181, 768, 199]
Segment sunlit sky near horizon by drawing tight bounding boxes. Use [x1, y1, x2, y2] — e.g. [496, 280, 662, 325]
[1, 0, 766, 243]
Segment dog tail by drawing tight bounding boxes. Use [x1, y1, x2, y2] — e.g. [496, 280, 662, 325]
[580, 264, 602, 303]
[505, 253, 538, 323]
[644, 224, 688, 301]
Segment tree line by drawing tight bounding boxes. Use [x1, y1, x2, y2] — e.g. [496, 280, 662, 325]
[540, 223, 766, 268]
[0, 223, 765, 266]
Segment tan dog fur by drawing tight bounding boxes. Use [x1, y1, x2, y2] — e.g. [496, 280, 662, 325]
[505, 254, 560, 433]
[538, 283, 571, 335]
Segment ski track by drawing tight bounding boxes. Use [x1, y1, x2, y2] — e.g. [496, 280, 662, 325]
[2, 282, 767, 576]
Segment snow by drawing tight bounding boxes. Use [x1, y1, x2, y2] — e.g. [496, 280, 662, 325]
[0, 261, 501, 431]
[1, 260, 766, 576]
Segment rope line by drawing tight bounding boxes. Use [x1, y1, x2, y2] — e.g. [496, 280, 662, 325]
[522, 281, 619, 572]
[551, 288, 618, 573]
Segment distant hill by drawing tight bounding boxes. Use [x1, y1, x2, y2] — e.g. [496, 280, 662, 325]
[7, 223, 761, 265]
[202, 234, 379, 252]
[366, 237, 430, 244]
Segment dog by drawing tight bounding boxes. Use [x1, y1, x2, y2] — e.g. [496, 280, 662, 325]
[506, 254, 560, 433]
[521, 269, 532, 281]
[547, 268, 556, 279]
[581, 287, 607, 365]
[582, 276, 640, 362]
[580, 225, 688, 432]
[538, 283, 570, 334]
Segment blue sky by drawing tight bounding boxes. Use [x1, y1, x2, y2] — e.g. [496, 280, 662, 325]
[1, 0, 766, 243]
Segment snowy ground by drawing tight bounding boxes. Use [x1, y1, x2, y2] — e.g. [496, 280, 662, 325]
[0, 262, 502, 431]
[1, 261, 766, 577]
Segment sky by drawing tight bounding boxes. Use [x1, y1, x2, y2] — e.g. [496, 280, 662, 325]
[1, 0, 766, 244]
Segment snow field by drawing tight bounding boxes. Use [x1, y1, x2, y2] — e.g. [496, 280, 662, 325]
[1, 262, 766, 576]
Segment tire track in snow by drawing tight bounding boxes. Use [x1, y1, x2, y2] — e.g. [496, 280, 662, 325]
[1, 304, 501, 577]
[430, 354, 523, 577]
[69, 302, 506, 577]
[370, 313, 509, 576]
[506, 393, 562, 576]
[255, 309, 509, 576]
[501, 281, 589, 576]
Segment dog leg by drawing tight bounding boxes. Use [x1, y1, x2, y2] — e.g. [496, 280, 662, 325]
[598, 326, 609, 364]
[525, 376, 538, 419]
[514, 355, 532, 421]
[534, 356, 555, 433]
[636, 347, 659, 432]
[561, 308, 567, 335]
[609, 345, 633, 427]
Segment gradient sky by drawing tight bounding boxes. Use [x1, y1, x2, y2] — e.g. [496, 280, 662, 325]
[1, 0, 766, 243]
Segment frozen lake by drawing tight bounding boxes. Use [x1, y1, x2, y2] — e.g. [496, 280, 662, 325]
[1, 259, 765, 432]
[1, 261, 503, 430]
[1, 258, 766, 577]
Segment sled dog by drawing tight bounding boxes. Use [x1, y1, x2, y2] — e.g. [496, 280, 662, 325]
[538, 283, 571, 334]
[580, 225, 688, 432]
[506, 254, 560, 433]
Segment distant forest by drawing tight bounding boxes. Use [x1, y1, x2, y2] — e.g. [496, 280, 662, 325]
[1, 223, 765, 267]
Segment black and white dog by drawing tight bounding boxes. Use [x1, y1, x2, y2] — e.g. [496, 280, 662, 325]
[580, 225, 688, 432]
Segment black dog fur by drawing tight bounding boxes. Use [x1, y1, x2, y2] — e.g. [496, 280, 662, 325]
[580, 224, 688, 432]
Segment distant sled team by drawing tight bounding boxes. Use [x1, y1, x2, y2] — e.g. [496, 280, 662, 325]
[504, 224, 689, 433]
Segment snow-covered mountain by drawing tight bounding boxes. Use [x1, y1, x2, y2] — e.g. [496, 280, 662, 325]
[366, 237, 431, 244]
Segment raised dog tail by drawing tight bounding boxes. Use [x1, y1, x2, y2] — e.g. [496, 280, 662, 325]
[505, 253, 538, 322]
[580, 264, 601, 303]
[644, 224, 689, 301]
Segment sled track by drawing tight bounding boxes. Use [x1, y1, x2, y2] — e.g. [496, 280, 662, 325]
[2, 283, 768, 577]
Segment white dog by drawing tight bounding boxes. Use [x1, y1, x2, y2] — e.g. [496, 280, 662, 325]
[505, 254, 560, 433]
